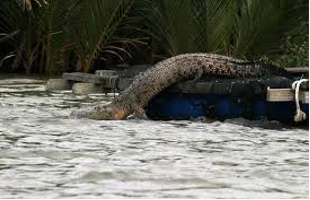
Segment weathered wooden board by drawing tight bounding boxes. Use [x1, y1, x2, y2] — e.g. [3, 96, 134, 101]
[286, 67, 308, 74]
[62, 72, 119, 88]
[267, 88, 309, 103]
[62, 72, 104, 83]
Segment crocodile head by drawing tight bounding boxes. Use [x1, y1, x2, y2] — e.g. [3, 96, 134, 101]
[87, 104, 129, 120]
[71, 103, 130, 120]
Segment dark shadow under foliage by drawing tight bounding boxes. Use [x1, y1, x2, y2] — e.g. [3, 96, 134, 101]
[0, 0, 308, 75]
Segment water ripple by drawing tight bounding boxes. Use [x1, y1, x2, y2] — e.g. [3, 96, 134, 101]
[0, 81, 308, 198]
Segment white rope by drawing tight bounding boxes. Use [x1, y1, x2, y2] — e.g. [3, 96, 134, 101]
[291, 79, 308, 122]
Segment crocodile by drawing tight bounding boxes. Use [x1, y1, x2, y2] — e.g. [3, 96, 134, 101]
[71, 53, 288, 120]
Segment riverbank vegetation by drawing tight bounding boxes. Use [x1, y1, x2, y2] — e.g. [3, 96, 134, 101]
[0, 0, 308, 75]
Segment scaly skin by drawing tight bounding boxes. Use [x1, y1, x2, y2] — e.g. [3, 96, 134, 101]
[71, 53, 287, 120]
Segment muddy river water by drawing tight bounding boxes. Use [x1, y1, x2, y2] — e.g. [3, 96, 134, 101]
[0, 79, 308, 198]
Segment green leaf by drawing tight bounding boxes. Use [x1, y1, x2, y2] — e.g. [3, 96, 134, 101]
[67, 0, 136, 72]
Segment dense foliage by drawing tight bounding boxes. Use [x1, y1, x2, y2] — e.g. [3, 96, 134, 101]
[0, 0, 308, 75]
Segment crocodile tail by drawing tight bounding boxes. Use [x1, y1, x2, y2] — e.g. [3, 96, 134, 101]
[236, 60, 290, 77]
[261, 61, 290, 77]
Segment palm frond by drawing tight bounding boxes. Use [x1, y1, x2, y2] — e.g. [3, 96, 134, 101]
[67, 0, 136, 72]
[232, 0, 308, 59]
[142, 0, 195, 57]
[35, 0, 72, 74]
[141, 0, 240, 57]
[193, 0, 241, 54]
[16, 0, 47, 11]
[140, 0, 308, 61]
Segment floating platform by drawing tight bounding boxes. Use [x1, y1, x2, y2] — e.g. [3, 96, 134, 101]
[146, 89, 308, 124]
[46, 67, 309, 124]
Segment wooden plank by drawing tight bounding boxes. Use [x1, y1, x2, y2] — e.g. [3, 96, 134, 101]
[267, 88, 295, 102]
[62, 72, 104, 83]
[286, 67, 309, 75]
[267, 87, 309, 103]
[62, 72, 119, 87]
[95, 70, 117, 77]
